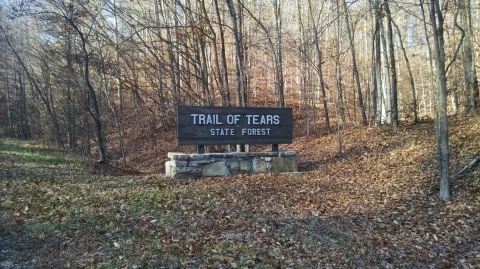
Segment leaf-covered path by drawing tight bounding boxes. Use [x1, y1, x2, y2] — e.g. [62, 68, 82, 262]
[1, 117, 480, 268]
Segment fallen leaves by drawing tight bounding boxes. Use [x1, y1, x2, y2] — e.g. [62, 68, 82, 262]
[1, 116, 480, 267]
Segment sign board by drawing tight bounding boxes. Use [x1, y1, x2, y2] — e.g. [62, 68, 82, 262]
[177, 106, 293, 145]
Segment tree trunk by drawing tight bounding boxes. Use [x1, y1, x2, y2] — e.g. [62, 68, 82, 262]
[392, 20, 418, 122]
[200, 0, 227, 106]
[5, 76, 13, 135]
[214, 0, 231, 106]
[372, 0, 383, 125]
[335, 0, 346, 124]
[306, 0, 330, 132]
[65, 16, 108, 164]
[420, 0, 436, 118]
[343, 0, 367, 125]
[384, 0, 398, 130]
[17, 71, 30, 139]
[380, 20, 391, 124]
[64, 10, 77, 150]
[273, 0, 285, 107]
[430, 0, 450, 201]
[159, 0, 179, 109]
[226, 0, 247, 107]
[460, 0, 479, 113]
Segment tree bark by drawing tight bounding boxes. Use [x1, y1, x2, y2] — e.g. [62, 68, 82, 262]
[430, 0, 450, 201]
[335, 0, 346, 124]
[385, 0, 398, 130]
[273, 0, 285, 107]
[307, 0, 330, 132]
[65, 15, 108, 164]
[343, 0, 367, 125]
[213, 0, 231, 106]
[5, 76, 13, 135]
[226, 0, 247, 107]
[392, 20, 418, 123]
[459, 0, 479, 113]
[420, 0, 436, 118]
[372, 0, 383, 125]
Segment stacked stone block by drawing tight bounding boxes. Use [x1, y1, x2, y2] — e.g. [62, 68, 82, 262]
[165, 151, 298, 178]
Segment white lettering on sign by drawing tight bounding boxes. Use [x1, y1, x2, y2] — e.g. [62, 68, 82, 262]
[245, 115, 280, 125]
[191, 114, 223, 125]
[190, 114, 198, 124]
[226, 114, 241, 124]
[190, 113, 280, 138]
[210, 128, 235, 136]
[241, 128, 271, 136]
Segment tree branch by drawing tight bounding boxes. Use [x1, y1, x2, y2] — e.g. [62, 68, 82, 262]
[454, 156, 480, 177]
[445, 7, 464, 74]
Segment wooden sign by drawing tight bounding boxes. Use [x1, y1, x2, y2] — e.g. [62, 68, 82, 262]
[177, 106, 293, 145]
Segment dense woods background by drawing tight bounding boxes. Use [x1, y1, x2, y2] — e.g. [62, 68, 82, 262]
[1, 0, 479, 200]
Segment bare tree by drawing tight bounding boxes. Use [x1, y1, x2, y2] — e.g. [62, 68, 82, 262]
[430, 0, 450, 201]
[273, 0, 285, 107]
[342, 0, 367, 125]
[392, 20, 418, 123]
[385, 0, 398, 130]
[459, 0, 478, 113]
[307, 0, 331, 132]
[226, 0, 247, 107]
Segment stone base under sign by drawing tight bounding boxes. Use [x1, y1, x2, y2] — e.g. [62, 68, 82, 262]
[165, 151, 298, 178]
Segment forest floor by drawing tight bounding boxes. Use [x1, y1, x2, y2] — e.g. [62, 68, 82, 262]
[1, 116, 480, 268]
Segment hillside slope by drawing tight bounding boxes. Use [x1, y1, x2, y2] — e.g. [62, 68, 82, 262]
[1, 116, 479, 267]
